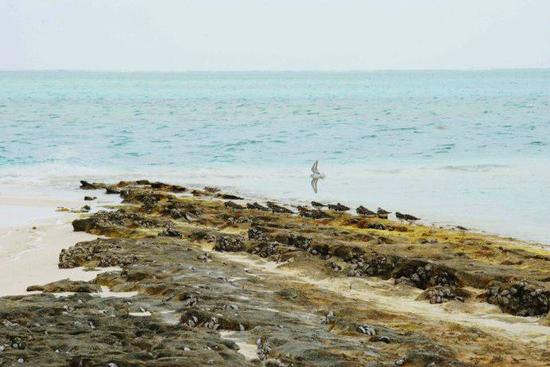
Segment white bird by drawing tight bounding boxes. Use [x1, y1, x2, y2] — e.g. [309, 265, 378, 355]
[310, 160, 326, 193]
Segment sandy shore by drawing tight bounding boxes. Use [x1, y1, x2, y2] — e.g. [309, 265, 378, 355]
[0, 192, 120, 297]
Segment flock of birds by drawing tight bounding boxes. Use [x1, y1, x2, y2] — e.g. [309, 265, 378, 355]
[308, 160, 420, 222]
[309, 200, 420, 222]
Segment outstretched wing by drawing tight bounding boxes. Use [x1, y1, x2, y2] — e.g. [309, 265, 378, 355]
[311, 160, 320, 174]
[311, 178, 318, 193]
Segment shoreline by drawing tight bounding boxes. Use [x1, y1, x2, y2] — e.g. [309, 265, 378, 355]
[2, 170, 549, 244]
[0, 175, 547, 298]
[0, 178, 549, 365]
[0, 189, 121, 297]
[2, 158, 550, 246]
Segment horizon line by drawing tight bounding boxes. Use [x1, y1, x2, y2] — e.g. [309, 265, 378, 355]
[1, 67, 549, 73]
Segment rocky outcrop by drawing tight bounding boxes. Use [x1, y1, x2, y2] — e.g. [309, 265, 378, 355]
[486, 281, 550, 316]
[26, 279, 100, 293]
[1, 180, 549, 366]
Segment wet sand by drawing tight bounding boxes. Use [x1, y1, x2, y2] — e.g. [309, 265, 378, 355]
[0, 192, 120, 296]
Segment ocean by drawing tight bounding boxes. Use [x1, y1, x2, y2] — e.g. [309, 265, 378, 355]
[0, 70, 549, 243]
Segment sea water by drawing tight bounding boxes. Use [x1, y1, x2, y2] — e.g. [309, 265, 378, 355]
[0, 70, 549, 243]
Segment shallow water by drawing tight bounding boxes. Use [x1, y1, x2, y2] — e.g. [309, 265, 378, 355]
[0, 70, 549, 243]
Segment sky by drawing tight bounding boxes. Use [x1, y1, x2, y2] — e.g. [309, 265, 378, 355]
[1, 0, 549, 71]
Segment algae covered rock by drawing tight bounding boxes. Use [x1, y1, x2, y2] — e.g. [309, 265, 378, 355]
[26, 279, 100, 293]
[486, 281, 550, 316]
[214, 234, 246, 252]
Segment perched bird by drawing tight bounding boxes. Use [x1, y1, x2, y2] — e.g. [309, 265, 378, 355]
[396, 212, 420, 221]
[327, 203, 350, 212]
[310, 160, 326, 193]
[356, 205, 376, 216]
[297, 206, 332, 219]
[377, 207, 392, 219]
[266, 201, 293, 214]
[224, 201, 244, 210]
[246, 202, 270, 211]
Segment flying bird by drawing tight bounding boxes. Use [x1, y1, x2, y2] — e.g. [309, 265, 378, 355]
[310, 160, 326, 193]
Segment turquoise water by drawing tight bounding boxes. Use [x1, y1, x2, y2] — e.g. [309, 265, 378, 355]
[1, 70, 549, 243]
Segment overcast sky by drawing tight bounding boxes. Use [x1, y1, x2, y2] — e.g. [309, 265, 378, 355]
[1, 0, 549, 71]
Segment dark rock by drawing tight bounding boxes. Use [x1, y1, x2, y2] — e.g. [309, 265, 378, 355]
[328, 261, 342, 272]
[248, 226, 269, 241]
[80, 180, 104, 190]
[420, 285, 470, 304]
[150, 182, 187, 192]
[393, 261, 459, 289]
[349, 255, 398, 278]
[249, 241, 279, 258]
[59, 238, 139, 268]
[486, 281, 550, 316]
[285, 234, 312, 250]
[84, 196, 97, 201]
[27, 279, 100, 293]
[368, 223, 386, 230]
[160, 226, 183, 238]
[105, 187, 121, 195]
[191, 189, 208, 197]
[214, 235, 245, 252]
[72, 209, 167, 235]
[189, 229, 217, 242]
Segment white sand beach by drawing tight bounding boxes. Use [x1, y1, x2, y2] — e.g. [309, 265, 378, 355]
[0, 189, 120, 297]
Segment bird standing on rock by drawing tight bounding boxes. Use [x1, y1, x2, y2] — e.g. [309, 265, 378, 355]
[328, 203, 350, 212]
[377, 207, 391, 219]
[396, 212, 420, 221]
[356, 206, 376, 216]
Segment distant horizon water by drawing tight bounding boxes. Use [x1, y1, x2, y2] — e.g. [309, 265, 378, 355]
[2, 67, 550, 73]
[1, 70, 549, 244]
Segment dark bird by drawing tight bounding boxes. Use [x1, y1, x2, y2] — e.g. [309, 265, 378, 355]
[377, 207, 391, 215]
[297, 206, 332, 219]
[327, 203, 350, 212]
[266, 201, 293, 214]
[218, 193, 244, 200]
[246, 202, 270, 211]
[311, 201, 326, 208]
[224, 201, 245, 210]
[356, 206, 376, 216]
[395, 212, 420, 221]
[377, 207, 392, 219]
